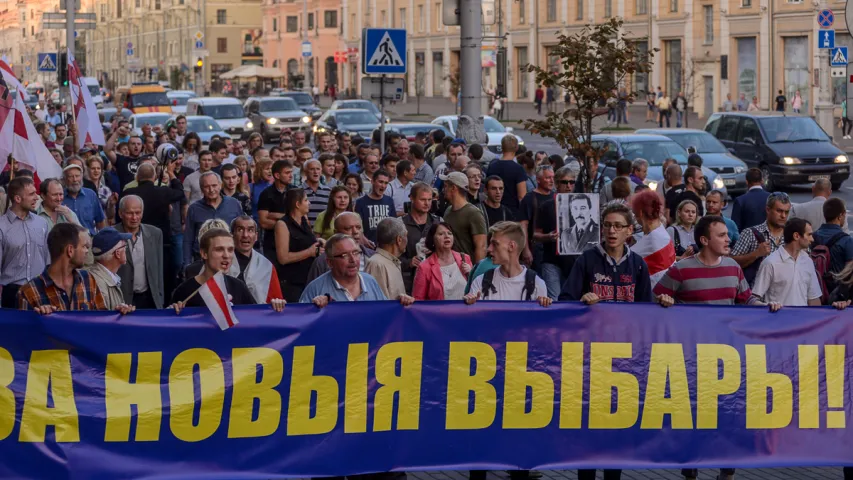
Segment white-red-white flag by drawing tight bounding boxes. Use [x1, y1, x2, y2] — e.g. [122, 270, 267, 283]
[227, 250, 283, 304]
[0, 61, 29, 101]
[198, 271, 240, 330]
[0, 66, 61, 182]
[67, 49, 105, 146]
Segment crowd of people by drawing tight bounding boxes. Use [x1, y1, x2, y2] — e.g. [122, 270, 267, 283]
[2, 108, 853, 480]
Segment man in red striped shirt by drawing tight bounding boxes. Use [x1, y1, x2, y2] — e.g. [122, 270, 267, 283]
[653, 214, 780, 480]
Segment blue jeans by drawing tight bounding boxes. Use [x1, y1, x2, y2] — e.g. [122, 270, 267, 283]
[171, 234, 184, 272]
[676, 110, 684, 127]
[540, 262, 566, 300]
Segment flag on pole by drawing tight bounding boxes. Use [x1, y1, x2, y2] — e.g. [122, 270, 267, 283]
[0, 61, 29, 101]
[0, 66, 61, 183]
[197, 271, 240, 330]
[67, 49, 105, 146]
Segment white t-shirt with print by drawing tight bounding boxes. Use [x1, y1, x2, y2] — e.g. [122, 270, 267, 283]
[469, 266, 548, 301]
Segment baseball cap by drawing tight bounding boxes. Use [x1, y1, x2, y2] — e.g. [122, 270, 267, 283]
[62, 164, 83, 174]
[439, 171, 468, 189]
[92, 227, 132, 256]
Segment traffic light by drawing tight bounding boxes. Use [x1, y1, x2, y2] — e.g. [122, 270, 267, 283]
[194, 58, 203, 74]
[57, 52, 68, 86]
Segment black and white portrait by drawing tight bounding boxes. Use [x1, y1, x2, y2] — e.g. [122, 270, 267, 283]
[557, 193, 600, 255]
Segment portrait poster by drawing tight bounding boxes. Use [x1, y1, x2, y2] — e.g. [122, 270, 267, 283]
[557, 193, 600, 255]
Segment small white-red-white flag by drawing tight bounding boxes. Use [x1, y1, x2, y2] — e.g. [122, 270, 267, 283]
[67, 49, 105, 146]
[197, 271, 240, 330]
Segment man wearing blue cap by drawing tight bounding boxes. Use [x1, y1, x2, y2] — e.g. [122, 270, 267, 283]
[86, 227, 133, 310]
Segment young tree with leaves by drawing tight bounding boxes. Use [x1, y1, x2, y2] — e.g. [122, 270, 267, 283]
[522, 19, 656, 192]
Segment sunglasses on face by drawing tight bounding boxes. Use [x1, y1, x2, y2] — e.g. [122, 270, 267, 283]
[559, 179, 576, 186]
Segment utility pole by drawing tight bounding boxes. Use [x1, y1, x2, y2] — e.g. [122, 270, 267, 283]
[302, 0, 308, 85]
[65, 0, 75, 103]
[814, 0, 834, 136]
[457, 0, 487, 144]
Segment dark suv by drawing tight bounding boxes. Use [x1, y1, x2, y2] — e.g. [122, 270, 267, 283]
[705, 112, 850, 191]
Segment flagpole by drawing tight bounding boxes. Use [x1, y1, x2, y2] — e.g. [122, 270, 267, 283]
[8, 156, 15, 181]
[68, 53, 79, 154]
[179, 269, 225, 306]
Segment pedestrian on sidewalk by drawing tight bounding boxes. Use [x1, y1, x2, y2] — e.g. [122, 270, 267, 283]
[645, 90, 656, 122]
[792, 90, 803, 113]
[674, 91, 688, 128]
[722, 93, 734, 112]
[842, 99, 852, 139]
[748, 96, 760, 111]
[492, 94, 504, 120]
[656, 91, 672, 128]
[775, 89, 787, 112]
[546, 86, 555, 113]
[534, 86, 544, 115]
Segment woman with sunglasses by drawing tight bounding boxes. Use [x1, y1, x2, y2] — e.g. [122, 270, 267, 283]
[534, 165, 577, 299]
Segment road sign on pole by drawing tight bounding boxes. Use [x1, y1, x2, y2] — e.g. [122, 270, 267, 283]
[818, 9, 835, 28]
[195, 40, 204, 49]
[361, 28, 407, 75]
[361, 77, 404, 102]
[832, 47, 848, 66]
[302, 41, 312, 57]
[37, 53, 58, 72]
[819, 30, 836, 49]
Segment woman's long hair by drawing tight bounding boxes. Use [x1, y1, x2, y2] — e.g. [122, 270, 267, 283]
[320, 186, 352, 233]
[834, 260, 853, 285]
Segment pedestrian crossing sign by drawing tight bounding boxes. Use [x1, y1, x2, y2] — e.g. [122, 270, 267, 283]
[831, 46, 848, 67]
[37, 53, 57, 72]
[362, 28, 407, 75]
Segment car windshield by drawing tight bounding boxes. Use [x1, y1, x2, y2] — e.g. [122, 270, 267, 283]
[759, 116, 831, 143]
[187, 118, 222, 132]
[621, 141, 688, 165]
[135, 114, 171, 127]
[260, 98, 298, 112]
[87, 85, 100, 97]
[337, 112, 379, 125]
[129, 92, 170, 108]
[100, 110, 117, 121]
[203, 104, 245, 119]
[665, 132, 727, 153]
[448, 117, 507, 133]
[282, 93, 314, 106]
[398, 125, 447, 136]
[169, 96, 190, 106]
[341, 101, 379, 114]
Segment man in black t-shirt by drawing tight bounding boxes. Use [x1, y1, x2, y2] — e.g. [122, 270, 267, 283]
[485, 135, 528, 215]
[169, 229, 285, 314]
[535, 166, 578, 300]
[519, 165, 555, 267]
[478, 175, 515, 228]
[669, 165, 705, 223]
[775, 90, 787, 112]
[105, 125, 145, 190]
[256, 160, 294, 260]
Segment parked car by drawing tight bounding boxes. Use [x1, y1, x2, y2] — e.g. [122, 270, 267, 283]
[243, 96, 311, 143]
[704, 112, 850, 191]
[175, 115, 228, 144]
[82, 77, 104, 107]
[431, 115, 524, 154]
[166, 92, 192, 114]
[128, 113, 173, 135]
[273, 90, 322, 118]
[115, 83, 173, 114]
[329, 99, 383, 121]
[384, 123, 452, 141]
[314, 109, 381, 139]
[590, 134, 728, 197]
[636, 128, 748, 196]
[186, 97, 253, 140]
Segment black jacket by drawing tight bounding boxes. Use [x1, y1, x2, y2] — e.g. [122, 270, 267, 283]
[122, 179, 186, 244]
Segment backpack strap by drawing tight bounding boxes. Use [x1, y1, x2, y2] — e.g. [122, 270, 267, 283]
[481, 268, 497, 299]
[521, 268, 537, 301]
[669, 226, 682, 253]
[826, 231, 847, 251]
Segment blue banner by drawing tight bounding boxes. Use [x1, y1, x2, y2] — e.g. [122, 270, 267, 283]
[0, 302, 852, 479]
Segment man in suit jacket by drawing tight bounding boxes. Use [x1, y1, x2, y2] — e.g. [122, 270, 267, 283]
[561, 194, 600, 254]
[732, 168, 771, 232]
[116, 195, 164, 309]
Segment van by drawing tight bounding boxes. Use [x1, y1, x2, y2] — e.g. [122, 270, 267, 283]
[705, 112, 850, 191]
[114, 83, 172, 114]
[186, 97, 253, 140]
[82, 77, 103, 106]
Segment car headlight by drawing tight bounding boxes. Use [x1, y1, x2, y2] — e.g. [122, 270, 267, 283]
[246, 121, 254, 129]
[835, 155, 849, 164]
[713, 177, 725, 190]
[782, 156, 801, 165]
[734, 166, 746, 174]
[266, 118, 278, 125]
[301, 116, 311, 124]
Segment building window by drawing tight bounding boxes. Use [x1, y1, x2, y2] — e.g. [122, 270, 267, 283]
[418, 5, 424, 31]
[272, 18, 277, 32]
[636, 0, 647, 14]
[154, 0, 160, 9]
[217, 38, 227, 53]
[737, 37, 757, 103]
[633, 41, 649, 94]
[308, 13, 314, 29]
[216, 9, 226, 24]
[665, 39, 682, 97]
[576, 0, 583, 19]
[22, 27, 25, 38]
[784, 36, 809, 110]
[742, 0, 751, 6]
[703, 6, 713, 44]
[116, 0, 122, 18]
[605, 0, 612, 17]
[135, 0, 140, 7]
[519, 0, 525, 23]
[399, 8, 406, 29]
[380, 10, 387, 26]
[324, 10, 337, 28]
[436, 3, 442, 30]
[31, 26, 34, 36]
[432, 52, 443, 94]
[547, 0, 557, 21]
[517, 46, 529, 98]
[670, 0, 677, 12]
[286, 16, 298, 32]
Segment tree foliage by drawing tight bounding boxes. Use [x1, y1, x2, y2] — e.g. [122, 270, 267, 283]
[522, 18, 657, 190]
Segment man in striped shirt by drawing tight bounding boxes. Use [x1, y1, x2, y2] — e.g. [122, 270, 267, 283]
[653, 214, 780, 480]
[300, 159, 331, 225]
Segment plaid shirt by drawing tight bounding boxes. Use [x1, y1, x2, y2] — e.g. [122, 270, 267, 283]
[730, 222, 785, 257]
[18, 268, 107, 311]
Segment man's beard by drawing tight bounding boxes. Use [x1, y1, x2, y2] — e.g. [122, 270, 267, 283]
[66, 183, 82, 194]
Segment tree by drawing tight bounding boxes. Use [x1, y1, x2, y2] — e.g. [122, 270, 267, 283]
[445, 67, 461, 115]
[523, 19, 656, 191]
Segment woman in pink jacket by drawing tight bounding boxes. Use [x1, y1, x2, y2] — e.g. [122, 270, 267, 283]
[412, 223, 473, 300]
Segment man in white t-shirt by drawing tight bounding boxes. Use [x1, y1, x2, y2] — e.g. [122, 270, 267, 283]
[751, 217, 822, 306]
[465, 221, 551, 306]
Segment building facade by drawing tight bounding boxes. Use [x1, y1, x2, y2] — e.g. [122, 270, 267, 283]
[262, 0, 848, 117]
[86, 0, 262, 92]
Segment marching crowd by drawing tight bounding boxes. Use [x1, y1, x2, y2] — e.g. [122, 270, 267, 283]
[2, 112, 853, 480]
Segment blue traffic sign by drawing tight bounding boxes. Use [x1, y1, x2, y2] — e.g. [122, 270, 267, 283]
[302, 41, 312, 58]
[818, 9, 835, 28]
[37, 53, 57, 72]
[126, 48, 134, 56]
[195, 40, 204, 49]
[819, 29, 835, 49]
[832, 46, 848, 66]
[362, 28, 407, 75]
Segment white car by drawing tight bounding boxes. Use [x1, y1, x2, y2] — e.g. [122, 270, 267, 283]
[128, 112, 173, 135]
[186, 97, 254, 140]
[167, 92, 192, 114]
[431, 115, 524, 154]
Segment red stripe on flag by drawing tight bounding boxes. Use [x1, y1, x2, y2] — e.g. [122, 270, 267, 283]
[206, 276, 235, 327]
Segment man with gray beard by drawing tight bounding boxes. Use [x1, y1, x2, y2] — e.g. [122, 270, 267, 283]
[62, 164, 105, 236]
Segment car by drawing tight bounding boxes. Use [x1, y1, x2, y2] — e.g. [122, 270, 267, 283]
[272, 90, 322, 118]
[636, 128, 748, 196]
[243, 96, 311, 143]
[431, 115, 524, 153]
[329, 99, 383, 121]
[314, 109, 382, 139]
[384, 123, 452, 141]
[705, 112, 850, 191]
[166, 92, 192, 114]
[186, 97, 254, 140]
[176, 115, 228, 145]
[170, 90, 197, 98]
[49, 88, 60, 103]
[590, 134, 727, 198]
[128, 112, 173, 135]
[82, 77, 104, 107]
[98, 107, 133, 130]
